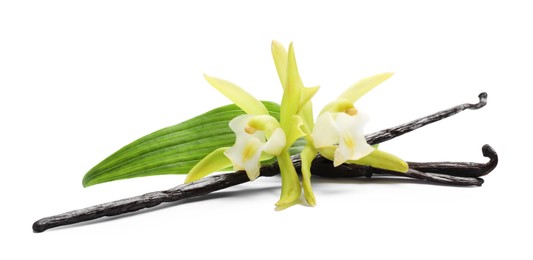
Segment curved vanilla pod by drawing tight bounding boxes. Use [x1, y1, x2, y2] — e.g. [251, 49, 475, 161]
[406, 144, 498, 177]
[310, 145, 497, 186]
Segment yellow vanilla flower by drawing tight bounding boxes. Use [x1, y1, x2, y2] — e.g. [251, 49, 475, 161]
[271, 41, 319, 206]
[185, 42, 318, 208]
[224, 114, 286, 180]
[313, 109, 374, 166]
[184, 75, 284, 183]
[313, 73, 408, 172]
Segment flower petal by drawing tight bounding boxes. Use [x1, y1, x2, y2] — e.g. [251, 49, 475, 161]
[317, 146, 336, 162]
[300, 85, 320, 111]
[224, 136, 263, 180]
[247, 115, 281, 138]
[346, 112, 374, 159]
[204, 74, 269, 115]
[229, 114, 254, 134]
[262, 127, 286, 155]
[242, 143, 263, 181]
[337, 72, 394, 104]
[276, 151, 301, 206]
[318, 99, 355, 116]
[184, 147, 232, 183]
[312, 112, 339, 149]
[229, 114, 266, 142]
[299, 85, 320, 131]
[301, 145, 317, 206]
[333, 112, 374, 165]
[286, 115, 305, 147]
[271, 40, 288, 89]
[333, 143, 352, 166]
[279, 43, 303, 131]
[299, 101, 315, 132]
[349, 149, 409, 173]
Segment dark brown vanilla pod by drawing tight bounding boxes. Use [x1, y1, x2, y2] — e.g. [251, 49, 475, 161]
[32, 92, 495, 233]
[33, 145, 497, 232]
[406, 144, 498, 177]
[365, 92, 487, 145]
[309, 144, 497, 186]
[33, 171, 253, 233]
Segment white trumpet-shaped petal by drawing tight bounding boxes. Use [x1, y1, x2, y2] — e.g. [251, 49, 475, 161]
[313, 110, 375, 167]
[225, 135, 263, 180]
[262, 127, 286, 155]
[224, 114, 286, 180]
[312, 112, 338, 149]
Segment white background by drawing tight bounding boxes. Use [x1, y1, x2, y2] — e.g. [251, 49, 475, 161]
[1, 0, 531, 259]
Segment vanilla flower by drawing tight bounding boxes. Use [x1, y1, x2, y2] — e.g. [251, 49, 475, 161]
[183, 74, 284, 183]
[224, 114, 285, 180]
[312, 73, 408, 172]
[185, 42, 317, 208]
[314, 108, 374, 166]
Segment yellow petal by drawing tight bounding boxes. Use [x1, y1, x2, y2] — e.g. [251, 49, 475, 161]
[279, 43, 303, 130]
[318, 99, 355, 116]
[317, 146, 336, 162]
[204, 74, 268, 115]
[271, 40, 288, 89]
[275, 152, 301, 206]
[298, 103, 315, 145]
[184, 148, 232, 183]
[299, 85, 320, 120]
[286, 115, 305, 147]
[301, 145, 317, 207]
[247, 115, 281, 138]
[300, 85, 320, 108]
[349, 149, 409, 173]
[299, 102, 314, 134]
[337, 72, 394, 104]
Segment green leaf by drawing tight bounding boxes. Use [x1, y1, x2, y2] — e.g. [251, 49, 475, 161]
[82, 101, 291, 187]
